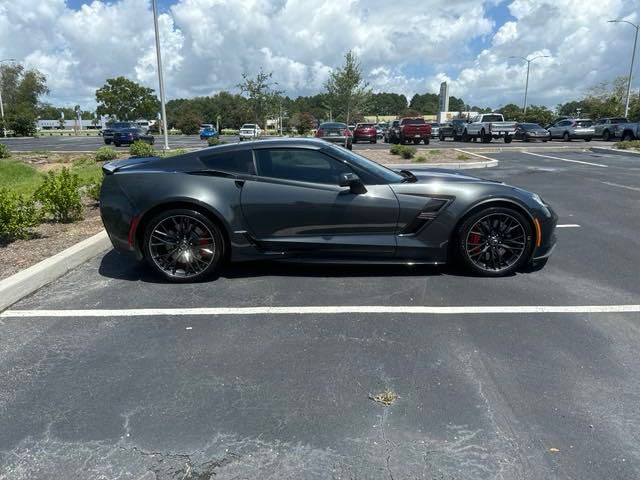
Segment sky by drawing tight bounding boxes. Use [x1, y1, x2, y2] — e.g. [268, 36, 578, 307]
[0, 0, 638, 112]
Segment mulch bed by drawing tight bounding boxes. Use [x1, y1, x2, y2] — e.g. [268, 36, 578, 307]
[0, 203, 104, 281]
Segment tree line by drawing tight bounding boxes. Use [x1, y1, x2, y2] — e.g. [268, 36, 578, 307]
[2, 53, 640, 137]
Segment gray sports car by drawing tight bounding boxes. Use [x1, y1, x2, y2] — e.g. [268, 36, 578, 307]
[100, 139, 557, 281]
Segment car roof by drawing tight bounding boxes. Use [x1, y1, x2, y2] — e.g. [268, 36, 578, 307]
[202, 138, 329, 154]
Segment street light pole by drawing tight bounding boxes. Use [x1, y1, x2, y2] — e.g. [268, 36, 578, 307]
[152, 0, 169, 150]
[0, 58, 17, 138]
[609, 19, 639, 118]
[510, 55, 550, 115]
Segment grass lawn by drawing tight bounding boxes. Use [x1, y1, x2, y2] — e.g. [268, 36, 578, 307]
[0, 155, 103, 197]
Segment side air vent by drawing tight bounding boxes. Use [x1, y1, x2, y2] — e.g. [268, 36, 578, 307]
[399, 198, 451, 235]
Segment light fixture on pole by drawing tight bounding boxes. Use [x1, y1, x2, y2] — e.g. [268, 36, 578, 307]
[510, 55, 550, 115]
[0, 58, 17, 138]
[608, 19, 639, 118]
[152, 0, 169, 150]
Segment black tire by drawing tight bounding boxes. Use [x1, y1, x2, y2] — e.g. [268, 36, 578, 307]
[456, 206, 534, 277]
[114, 141, 121, 147]
[413, 139, 420, 145]
[584, 137, 592, 142]
[371, 138, 377, 144]
[462, 130, 470, 142]
[453, 135, 461, 142]
[104, 139, 111, 145]
[504, 135, 512, 144]
[143, 208, 224, 282]
[346, 141, 353, 150]
[563, 132, 570, 142]
[439, 133, 445, 141]
[542, 139, 548, 142]
[602, 130, 611, 141]
[424, 137, 430, 145]
[622, 131, 634, 141]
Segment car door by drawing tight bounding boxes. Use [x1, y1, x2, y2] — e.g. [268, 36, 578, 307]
[240, 147, 399, 257]
[548, 121, 563, 138]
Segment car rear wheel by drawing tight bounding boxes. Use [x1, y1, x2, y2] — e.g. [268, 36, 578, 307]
[424, 138, 430, 145]
[504, 136, 512, 144]
[584, 137, 592, 142]
[114, 141, 121, 147]
[603, 130, 611, 141]
[462, 131, 470, 142]
[143, 209, 224, 282]
[622, 132, 635, 141]
[104, 139, 111, 145]
[563, 132, 570, 142]
[439, 133, 445, 141]
[371, 139, 376, 144]
[457, 207, 533, 277]
[413, 139, 420, 145]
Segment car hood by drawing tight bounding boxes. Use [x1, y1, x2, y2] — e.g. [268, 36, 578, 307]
[398, 168, 498, 184]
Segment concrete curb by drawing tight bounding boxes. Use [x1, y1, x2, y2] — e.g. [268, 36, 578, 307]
[590, 147, 640, 157]
[383, 158, 498, 170]
[0, 230, 111, 312]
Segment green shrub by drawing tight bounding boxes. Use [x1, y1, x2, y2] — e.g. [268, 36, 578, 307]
[129, 140, 155, 157]
[86, 176, 102, 202]
[162, 148, 187, 157]
[400, 145, 416, 159]
[221, 129, 239, 135]
[456, 154, 471, 161]
[614, 140, 640, 150]
[207, 137, 225, 146]
[95, 146, 118, 162]
[390, 144, 403, 155]
[34, 168, 82, 223]
[0, 143, 10, 159]
[415, 155, 427, 163]
[0, 188, 40, 243]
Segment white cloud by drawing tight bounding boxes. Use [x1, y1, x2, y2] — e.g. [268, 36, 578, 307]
[0, 0, 639, 111]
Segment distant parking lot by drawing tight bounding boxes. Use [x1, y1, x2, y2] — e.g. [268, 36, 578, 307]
[0, 134, 616, 152]
[2, 148, 639, 479]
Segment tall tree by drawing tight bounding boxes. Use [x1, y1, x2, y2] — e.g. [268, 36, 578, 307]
[95, 77, 159, 120]
[0, 63, 49, 136]
[237, 68, 282, 127]
[324, 51, 372, 124]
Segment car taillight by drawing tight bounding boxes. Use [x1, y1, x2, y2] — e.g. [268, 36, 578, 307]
[316, 129, 324, 137]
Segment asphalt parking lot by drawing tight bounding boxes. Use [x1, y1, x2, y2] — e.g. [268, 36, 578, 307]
[0, 134, 614, 152]
[1, 149, 640, 479]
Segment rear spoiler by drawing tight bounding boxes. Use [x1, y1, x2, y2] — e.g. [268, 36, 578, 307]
[102, 156, 157, 175]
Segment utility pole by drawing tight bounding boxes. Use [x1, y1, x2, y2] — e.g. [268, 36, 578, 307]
[509, 55, 550, 115]
[0, 58, 16, 138]
[152, 0, 169, 150]
[609, 19, 639, 117]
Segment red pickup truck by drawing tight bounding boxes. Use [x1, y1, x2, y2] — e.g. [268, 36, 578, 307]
[398, 117, 431, 145]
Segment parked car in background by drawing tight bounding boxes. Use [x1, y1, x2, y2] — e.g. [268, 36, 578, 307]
[438, 119, 467, 141]
[513, 123, 551, 142]
[547, 119, 594, 141]
[113, 128, 155, 147]
[199, 126, 219, 140]
[199, 123, 214, 133]
[594, 117, 628, 141]
[397, 117, 431, 145]
[427, 122, 440, 138]
[353, 123, 378, 144]
[614, 121, 640, 141]
[463, 113, 516, 143]
[375, 125, 384, 139]
[315, 122, 353, 150]
[384, 120, 400, 143]
[239, 124, 261, 141]
[102, 122, 138, 145]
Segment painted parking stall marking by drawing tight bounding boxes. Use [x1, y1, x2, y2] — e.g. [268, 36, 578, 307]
[600, 181, 640, 192]
[2, 304, 640, 318]
[556, 224, 581, 228]
[523, 151, 608, 168]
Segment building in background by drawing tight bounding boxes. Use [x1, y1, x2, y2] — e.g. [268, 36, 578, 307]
[437, 82, 450, 123]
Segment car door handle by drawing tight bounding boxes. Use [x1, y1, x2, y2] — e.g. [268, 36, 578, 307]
[235, 180, 245, 188]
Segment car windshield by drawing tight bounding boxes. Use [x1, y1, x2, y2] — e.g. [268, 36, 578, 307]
[242, 124, 256, 129]
[520, 123, 543, 130]
[611, 118, 628, 123]
[482, 115, 504, 122]
[326, 144, 404, 183]
[320, 123, 346, 129]
[402, 118, 425, 124]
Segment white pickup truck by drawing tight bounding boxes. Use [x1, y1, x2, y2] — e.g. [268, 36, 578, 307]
[462, 113, 517, 143]
[239, 124, 262, 141]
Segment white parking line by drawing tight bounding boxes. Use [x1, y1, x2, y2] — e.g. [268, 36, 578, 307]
[556, 224, 581, 228]
[2, 305, 639, 317]
[523, 151, 608, 168]
[454, 148, 497, 162]
[601, 181, 640, 192]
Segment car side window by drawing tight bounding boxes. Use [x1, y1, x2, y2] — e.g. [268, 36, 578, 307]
[254, 149, 353, 185]
[198, 150, 255, 175]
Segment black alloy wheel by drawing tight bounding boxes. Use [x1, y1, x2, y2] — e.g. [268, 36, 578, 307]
[144, 209, 223, 282]
[457, 207, 533, 276]
[603, 130, 611, 141]
[563, 132, 571, 141]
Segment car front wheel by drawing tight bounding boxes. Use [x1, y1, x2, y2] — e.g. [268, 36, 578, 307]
[456, 207, 533, 277]
[143, 209, 224, 282]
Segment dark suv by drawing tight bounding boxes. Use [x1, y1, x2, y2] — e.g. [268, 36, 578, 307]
[102, 122, 138, 145]
[384, 120, 400, 143]
[438, 119, 468, 141]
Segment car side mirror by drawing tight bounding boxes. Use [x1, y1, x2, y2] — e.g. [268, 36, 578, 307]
[339, 172, 367, 194]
